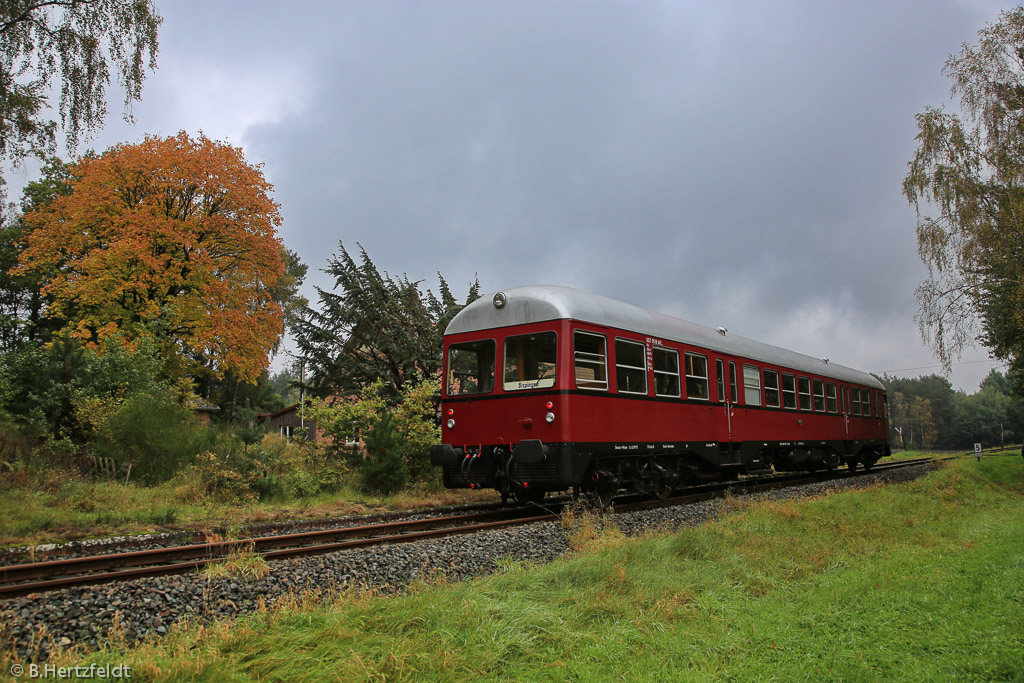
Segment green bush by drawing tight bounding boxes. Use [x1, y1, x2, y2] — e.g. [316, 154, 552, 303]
[0, 335, 167, 443]
[310, 456, 350, 494]
[168, 433, 348, 503]
[283, 469, 322, 498]
[183, 450, 257, 502]
[359, 413, 408, 495]
[251, 474, 286, 501]
[305, 375, 440, 487]
[93, 393, 210, 483]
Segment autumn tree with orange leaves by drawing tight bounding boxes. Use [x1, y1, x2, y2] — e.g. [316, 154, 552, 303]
[13, 132, 286, 383]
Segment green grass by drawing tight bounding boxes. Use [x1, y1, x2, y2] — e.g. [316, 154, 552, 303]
[0, 469, 494, 548]
[23, 455, 1024, 681]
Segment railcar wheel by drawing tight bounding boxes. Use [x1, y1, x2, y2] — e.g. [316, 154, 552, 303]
[587, 471, 620, 509]
[654, 482, 673, 501]
[594, 486, 616, 508]
[848, 459, 858, 472]
[862, 460, 874, 472]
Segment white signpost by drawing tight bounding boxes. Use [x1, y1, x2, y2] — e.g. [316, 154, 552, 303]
[974, 443, 983, 460]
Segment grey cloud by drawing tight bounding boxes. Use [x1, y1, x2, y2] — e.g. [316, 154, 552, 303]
[79, 0, 1015, 390]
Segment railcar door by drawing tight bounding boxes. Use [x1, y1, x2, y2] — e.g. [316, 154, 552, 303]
[714, 358, 742, 471]
[842, 386, 851, 439]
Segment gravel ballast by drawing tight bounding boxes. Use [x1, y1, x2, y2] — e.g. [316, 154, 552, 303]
[0, 464, 935, 660]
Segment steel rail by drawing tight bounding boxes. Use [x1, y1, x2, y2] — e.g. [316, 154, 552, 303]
[0, 507, 548, 598]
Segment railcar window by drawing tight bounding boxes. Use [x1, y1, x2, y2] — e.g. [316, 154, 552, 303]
[826, 383, 838, 413]
[764, 369, 781, 407]
[503, 332, 557, 391]
[781, 373, 797, 409]
[656, 347, 683, 398]
[447, 340, 495, 396]
[813, 379, 826, 412]
[862, 390, 871, 416]
[743, 365, 762, 406]
[729, 362, 738, 403]
[852, 388, 862, 415]
[876, 392, 883, 417]
[682, 352, 707, 400]
[716, 359, 726, 402]
[798, 377, 812, 410]
[615, 339, 648, 394]
[574, 331, 608, 391]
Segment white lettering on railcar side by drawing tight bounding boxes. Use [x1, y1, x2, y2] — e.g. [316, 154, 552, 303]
[645, 337, 662, 370]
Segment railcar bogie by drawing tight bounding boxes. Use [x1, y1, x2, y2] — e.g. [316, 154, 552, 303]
[431, 286, 891, 504]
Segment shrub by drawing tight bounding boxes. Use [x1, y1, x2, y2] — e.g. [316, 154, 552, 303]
[0, 335, 168, 443]
[184, 450, 256, 502]
[306, 374, 440, 487]
[251, 474, 286, 501]
[359, 413, 408, 495]
[93, 393, 207, 483]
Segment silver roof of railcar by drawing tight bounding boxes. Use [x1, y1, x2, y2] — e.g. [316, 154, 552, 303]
[446, 285, 883, 389]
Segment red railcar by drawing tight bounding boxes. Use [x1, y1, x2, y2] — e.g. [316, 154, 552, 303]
[431, 286, 890, 504]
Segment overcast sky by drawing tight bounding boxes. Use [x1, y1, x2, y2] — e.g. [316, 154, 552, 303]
[9, 0, 1018, 392]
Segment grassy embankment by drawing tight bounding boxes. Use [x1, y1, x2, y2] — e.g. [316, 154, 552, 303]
[14, 451, 1023, 681]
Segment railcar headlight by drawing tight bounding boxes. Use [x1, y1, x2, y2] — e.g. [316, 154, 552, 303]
[446, 419, 455, 429]
[545, 412, 555, 424]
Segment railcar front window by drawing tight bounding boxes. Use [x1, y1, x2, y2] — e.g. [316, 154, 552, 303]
[574, 331, 608, 390]
[852, 388, 862, 415]
[447, 340, 495, 396]
[682, 352, 707, 399]
[862, 390, 871, 416]
[503, 333, 557, 391]
[743, 365, 762, 406]
[615, 339, 648, 394]
[655, 347, 682, 398]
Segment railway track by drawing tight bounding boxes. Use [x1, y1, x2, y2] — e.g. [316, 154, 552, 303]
[0, 455, 942, 599]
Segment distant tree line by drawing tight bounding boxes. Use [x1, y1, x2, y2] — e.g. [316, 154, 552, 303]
[880, 371, 1024, 451]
